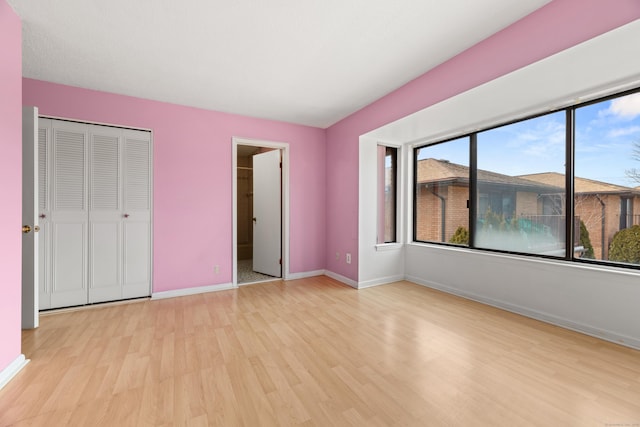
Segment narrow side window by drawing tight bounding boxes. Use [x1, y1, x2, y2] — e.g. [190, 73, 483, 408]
[377, 145, 397, 244]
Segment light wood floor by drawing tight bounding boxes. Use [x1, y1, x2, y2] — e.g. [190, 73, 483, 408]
[2, 277, 640, 426]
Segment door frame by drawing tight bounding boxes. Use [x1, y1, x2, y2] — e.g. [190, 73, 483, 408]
[232, 137, 290, 286]
[28, 115, 154, 311]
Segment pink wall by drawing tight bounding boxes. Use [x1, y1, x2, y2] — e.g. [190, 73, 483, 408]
[325, 0, 640, 281]
[0, 0, 23, 371]
[23, 79, 326, 292]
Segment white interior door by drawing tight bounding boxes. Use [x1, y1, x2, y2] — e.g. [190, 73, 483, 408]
[252, 150, 282, 277]
[88, 125, 123, 303]
[50, 120, 89, 308]
[38, 119, 151, 309]
[22, 106, 39, 328]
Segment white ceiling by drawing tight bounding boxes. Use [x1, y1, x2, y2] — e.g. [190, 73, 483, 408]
[8, 0, 551, 128]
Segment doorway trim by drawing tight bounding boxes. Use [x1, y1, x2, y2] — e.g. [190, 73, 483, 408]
[232, 137, 290, 287]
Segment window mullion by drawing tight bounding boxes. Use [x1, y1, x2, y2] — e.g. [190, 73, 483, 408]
[469, 133, 477, 248]
[565, 109, 575, 261]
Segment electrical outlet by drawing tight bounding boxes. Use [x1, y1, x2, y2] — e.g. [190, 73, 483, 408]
[346, 253, 351, 264]
[214, 265, 219, 274]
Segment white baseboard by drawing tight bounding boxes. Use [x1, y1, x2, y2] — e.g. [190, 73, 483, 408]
[286, 269, 326, 280]
[151, 283, 235, 300]
[324, 270, 358, 289]
[0, 354, 29, 391]
[357, 274, 405, 289]
[406, 275, 640, 351]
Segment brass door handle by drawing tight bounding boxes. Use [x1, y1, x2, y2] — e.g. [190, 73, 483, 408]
[22, 225, 32, 234]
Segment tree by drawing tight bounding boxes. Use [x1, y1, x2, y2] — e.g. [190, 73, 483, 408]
[449, 226, 469, 245]
[579, 220, 595, 259]
[624, 140, 640, 184]
[608, 224, 640, 264]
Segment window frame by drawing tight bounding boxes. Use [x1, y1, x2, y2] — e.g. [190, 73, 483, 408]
[411, 86, 640, 271]
[376, 143, 401, 247]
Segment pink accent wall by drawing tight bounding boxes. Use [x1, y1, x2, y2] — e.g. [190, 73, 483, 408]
[0, 0, 23, 371]
[325, 0, 640, 281]
[23, 79, 326, 292]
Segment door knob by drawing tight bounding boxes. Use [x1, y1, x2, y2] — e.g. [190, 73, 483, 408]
[22, 225, 32, 234]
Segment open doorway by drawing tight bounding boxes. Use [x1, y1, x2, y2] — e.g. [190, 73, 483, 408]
[232, 138, 289, 286]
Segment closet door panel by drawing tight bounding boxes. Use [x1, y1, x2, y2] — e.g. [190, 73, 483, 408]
[88, 127, 123, 303]
[50, 220, 87, 307]
[89, 221, 122, 302]
[123, 220, 150, 298]
[122, 130, 152, 298]
[50, 121, 88, 308]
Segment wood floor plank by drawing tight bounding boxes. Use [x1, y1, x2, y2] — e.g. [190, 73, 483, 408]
[2, 277, 640, 426]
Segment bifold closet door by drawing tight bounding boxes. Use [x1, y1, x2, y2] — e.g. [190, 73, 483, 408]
[40, 119, 90, 309]
[88, 126, 152, 303]
[39, 119, 152, 309]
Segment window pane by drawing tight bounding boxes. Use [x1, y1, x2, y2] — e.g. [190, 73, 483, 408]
[377, 146, 397, 244]
[415, 137, 470, 245]
[476, 112, 567, 256]
[575, 91, 640, 265]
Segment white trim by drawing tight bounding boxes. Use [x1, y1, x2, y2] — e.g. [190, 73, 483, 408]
[232, 138, 290, 287]
[357, 274, 404, 289]
[0, 354, 29, 391]
[151, 283, 234, 300]
[406, 275, 640, 351]
[285, 269, 326, 280]
[407, 241, 640, 278]
[375, 243, 403, 252]
[38, 114, 152, 133]
[324, 270, 358, 289]
[238, 278, 281, 286]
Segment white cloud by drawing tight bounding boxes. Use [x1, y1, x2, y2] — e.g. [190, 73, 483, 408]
[607, 93, 640, 119]
[607, 125, 640, 138]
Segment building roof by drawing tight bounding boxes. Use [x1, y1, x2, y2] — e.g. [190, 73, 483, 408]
[416, 158, 561, 192]
[519, 172, 640, 196]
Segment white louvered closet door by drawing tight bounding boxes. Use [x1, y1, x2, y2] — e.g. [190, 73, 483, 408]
[39, 119, 152, 309]
[88, 125, 123, 303]
[122, 130, 152, 299]
[49, 120, 90, 308]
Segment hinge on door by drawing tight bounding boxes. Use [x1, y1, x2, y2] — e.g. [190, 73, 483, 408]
[279, 162, 282, 168]
[279, 258, 282, 265]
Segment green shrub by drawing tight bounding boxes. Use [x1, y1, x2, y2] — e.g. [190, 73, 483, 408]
[449, 226, 469, 245]
[608, 224, 640, 264]
[579, 220, 595, 259]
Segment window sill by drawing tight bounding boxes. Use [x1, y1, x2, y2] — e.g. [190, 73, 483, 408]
[375, 243, 403, 252]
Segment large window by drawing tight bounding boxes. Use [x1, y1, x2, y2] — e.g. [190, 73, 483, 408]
[476, 112, 566, 256]
[575, 91, 640, 266]
[413, 88, 640, 269]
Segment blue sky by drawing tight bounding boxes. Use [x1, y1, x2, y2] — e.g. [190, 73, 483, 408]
[417, 91, 640, 188]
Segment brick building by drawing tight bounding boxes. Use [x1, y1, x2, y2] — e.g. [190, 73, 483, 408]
[415, 158, 640, 260]
[519, 173, 640, 260]
[415, 159, 562, 247]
